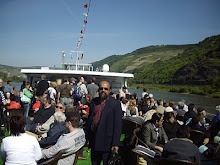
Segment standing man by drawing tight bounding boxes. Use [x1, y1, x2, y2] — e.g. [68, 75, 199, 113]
[57, 78, 72, 106]
[4, 80, 13, 94]
[36, 75, 49, 97]
[70, 77, 80, 106]
[87, 81, 122, 165]
[87, 78, 99, 98]
[77, 76, 88, 104]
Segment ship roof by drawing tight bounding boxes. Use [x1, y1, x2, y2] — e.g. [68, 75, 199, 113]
[20, 68, 134, 78]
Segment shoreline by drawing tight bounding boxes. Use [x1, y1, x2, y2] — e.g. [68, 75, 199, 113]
[130, 84, 220, 98]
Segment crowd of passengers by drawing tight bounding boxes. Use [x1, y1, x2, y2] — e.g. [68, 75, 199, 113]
[0, 75, 219, 165]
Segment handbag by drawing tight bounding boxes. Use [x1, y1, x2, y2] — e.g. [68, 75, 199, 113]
[108, 149, 124, 165]
[21, 94, 30, 103]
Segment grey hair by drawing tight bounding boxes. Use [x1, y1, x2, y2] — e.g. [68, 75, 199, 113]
[54, 111, 66, 123]
[178, 101, 185, 109]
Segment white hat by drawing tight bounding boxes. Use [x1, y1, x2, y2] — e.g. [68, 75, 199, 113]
[165, 107, 174, 113]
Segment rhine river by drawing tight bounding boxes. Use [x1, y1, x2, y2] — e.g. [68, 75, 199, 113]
[8, 82, 220, 116]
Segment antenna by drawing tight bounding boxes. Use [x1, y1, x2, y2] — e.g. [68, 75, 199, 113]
[70, 50, 84, 71]
[62, 51, 66, 69]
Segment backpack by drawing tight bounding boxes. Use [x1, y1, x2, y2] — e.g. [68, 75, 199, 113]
[73, 86, 81, 100]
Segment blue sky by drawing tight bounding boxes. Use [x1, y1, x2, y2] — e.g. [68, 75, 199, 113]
[1, 0, 220, 68]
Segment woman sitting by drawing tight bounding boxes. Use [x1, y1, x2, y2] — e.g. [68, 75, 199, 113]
[1, 115, 42, 165]
[6, 94, 21, 110]
[163, 112, 179, 140]
[38, 111, 68, 148]
[141, 112, 168, 156]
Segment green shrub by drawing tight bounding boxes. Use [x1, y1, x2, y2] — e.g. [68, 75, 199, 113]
[169, 87, 179, 92]
[190, 87, 206, 95]
[178, 87, 188, 93]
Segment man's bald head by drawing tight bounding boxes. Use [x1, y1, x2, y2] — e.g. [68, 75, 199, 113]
[99, 81, 111, 101]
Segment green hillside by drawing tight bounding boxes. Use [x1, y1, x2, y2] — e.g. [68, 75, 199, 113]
[92, 34, 220, 96]
[92, 45, 192, 72]
[132, 34, 220, 88]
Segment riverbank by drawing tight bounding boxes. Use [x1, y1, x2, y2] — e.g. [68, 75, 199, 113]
[130, 84, 220, 98]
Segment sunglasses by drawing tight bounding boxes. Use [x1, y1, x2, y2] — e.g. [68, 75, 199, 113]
[56, 106, 63, 109]
[99, 87, 109, 91]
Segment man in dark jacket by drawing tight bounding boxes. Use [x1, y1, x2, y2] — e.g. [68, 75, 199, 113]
[26, 96, 55, 132]
[87, 81, 122, 165]
[184, 103, 197, 119]
[162, 126, 200, 164]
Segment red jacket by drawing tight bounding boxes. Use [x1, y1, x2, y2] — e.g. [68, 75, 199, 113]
[6, 101, 21, 109]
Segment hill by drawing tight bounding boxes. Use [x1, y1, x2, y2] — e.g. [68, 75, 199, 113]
[132, 34, 220, 89]
[92, 34, 220, 93]
[92, 45, 192, 72]
[0, 65, 59, 82]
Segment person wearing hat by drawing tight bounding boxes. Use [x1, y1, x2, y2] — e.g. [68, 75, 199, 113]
[212, 105, 220, 126]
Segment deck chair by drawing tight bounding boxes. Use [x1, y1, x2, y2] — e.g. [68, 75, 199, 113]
[132, 128, 155, 158]
[38, 150, 63, 165]
[159, 158, 198, 165]
[132, 128, 156, 165]
[189, 129, 206, 147]
[122, 117, 143, 138]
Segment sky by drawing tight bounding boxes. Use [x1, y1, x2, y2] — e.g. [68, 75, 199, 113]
[0, 0, 220, 68]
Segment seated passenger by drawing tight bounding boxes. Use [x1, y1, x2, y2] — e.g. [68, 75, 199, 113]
[38, 111, 68, 148]
[41, 111, 86, 165]
[162, 126, 201, 164]
[141, 113, 168, 155]
[26, 96, 55, 133]
[36, 103, 65, 137]
[1, 115, 42, 164]
[197, 107, 211, 129]
[138, 98, 152, 116]
[163, 112, 179, 140]
[156, 99, 165, 115]
[184, 103, 197, 119]
[176, 101, 186, 116]
[212, 105, 220, 126]
[6, 94, 21, 110]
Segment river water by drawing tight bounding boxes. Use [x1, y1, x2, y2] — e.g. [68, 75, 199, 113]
[7, 82, 220, 116]
[128, 88, 220, 116]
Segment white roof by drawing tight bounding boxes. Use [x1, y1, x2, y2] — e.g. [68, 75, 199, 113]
[20, 69, 134, 78]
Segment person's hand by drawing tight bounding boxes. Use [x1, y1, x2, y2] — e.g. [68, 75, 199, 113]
[82, 110, 87, 114]
[38, 137, 42, 141]
[155, 146, 163, 153]
[203, 138, 209, 145]
[29, 117, 34, 121]
[111, 146, 119, 153]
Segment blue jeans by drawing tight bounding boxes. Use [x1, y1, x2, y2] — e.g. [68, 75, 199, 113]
[60, 97, 70, 106]
[23, 103, 30, 119]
